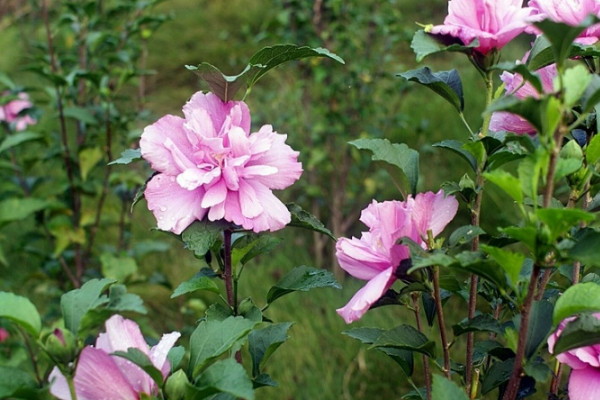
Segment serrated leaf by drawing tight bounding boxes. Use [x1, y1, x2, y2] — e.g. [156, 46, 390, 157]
[189, 316, 257, 377]
[553, 282, 600, 325]
[195, 358, 255, 400]
[78, 285, 146, 333]
[431, 374, 469, 400]
[266, 266, 341, 304]
[0, 292, 41, 336]
[0, 131, 42, 154]
[171, 274, 220, 298]
[343, 327, 384, 344]
[181, 220, 227, 258]
[60, 278, 115, 335]
[249, 322, 292, 377]
[397, 67, 464, 112]
[0, 198, 48, 224]
[433, 140, 477, 172]
[108, 148, 142, 165]
[371, 324, 436, 358]
[350, 138, 419, 195]
[286, 203, 334, 239]
[536, 208, 595, 243]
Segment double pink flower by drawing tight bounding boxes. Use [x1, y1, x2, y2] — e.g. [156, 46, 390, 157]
[49, 315, 180, 400]
[140, 91, 302, 234]
[0, 92, 36, 131]
[529, 0, 600, 44]
[336, 191, 458, 323]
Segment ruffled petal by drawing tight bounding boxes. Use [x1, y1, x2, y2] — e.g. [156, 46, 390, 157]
[336, 267, 396, 323]
[569, 366, 600, 400]
[410, 190, 459, 240]
[140, 115, 194, 175]
[336, 236, 395, 280]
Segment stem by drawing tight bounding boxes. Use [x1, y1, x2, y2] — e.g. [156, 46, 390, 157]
[67, 374, 78, 400]
[549, 360, 563, 398]
[412, 293, 431, 400]
[18, 327, 42, 384]
[433, 266, 451, 378]
[502, 264, 541, 400]
[223, 229, 235, 312]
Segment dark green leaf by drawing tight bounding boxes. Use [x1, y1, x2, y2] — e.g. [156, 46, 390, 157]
[181, 220, 228, 258]
[0, 131, 42, 153]
[371, 324, 436, 358]
[0, 292, 41, 336]
[108, 148, 142, 165]
[449, 225, 485, 247]
[582, 74, 600, 113]
[533, 17, 593, 68]
[553, 313, 600, 354]
[350, 138, 419, 195]
[79, 285, 146, 333]
[343, 327, 384, 344]
[171, 274, 220, 298]
[286, 203, 335, 239]
[452, 314, 504, 337]
[248, 322, 292, 377]
[481, 245, 524, 290]
[553, 282, 600, 325]
[168, 346, 186, 372]
[239, 235, 282, 265]
[189, 316, 257, 377]
[0, 366, 37, 399]
[481, 358, 514, 395]
[266, 266, 341, 304]
[397, 67, 464, 112]
[568, 229, 600, 266]
[524, 301, 553, 359]
[238, 298, 262, 323]
[253, 373, 278, 388]
[410, 29, 478, 63]
[433, 140, 477, 172]
[61, 278, 115, 335]
[113, 348, 164, 387]
[454, 251, 509, 291]
[431, 374, 469, 400]
[536, 208, 595, 243]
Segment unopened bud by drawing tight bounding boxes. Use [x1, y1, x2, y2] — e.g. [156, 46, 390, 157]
[45, 328, 77, 364]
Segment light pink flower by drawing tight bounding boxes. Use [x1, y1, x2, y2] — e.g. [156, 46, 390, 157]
[140, 91, 302, 234]
[548, 314, 600, 400]
[429, 0, 536, 54]
[0, 92, 36, 131]
[489, 53, 557, 135]
[49, 315, 180, 400]
[336, 190, 458, 323]
[529, 0, 600, 44]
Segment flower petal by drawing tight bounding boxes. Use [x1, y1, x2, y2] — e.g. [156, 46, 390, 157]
[410, 190, 459, 240]
[140, 115, 194, 175]
[150, 332, 181, 378]
[336, 236, 396, 280]
[569, 366, 600, 400]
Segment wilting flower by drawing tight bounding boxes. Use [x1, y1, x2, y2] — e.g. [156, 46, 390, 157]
[429, 0, 536, 54]
[489, 52, 557, 135]
[336, 191, 458, 323]
[49, 315, 180, 400]
[548, 314, 600, 400]
[529, 0, 600, 44]
[0, 92, 35, 131]
[140, 91, 302, 234]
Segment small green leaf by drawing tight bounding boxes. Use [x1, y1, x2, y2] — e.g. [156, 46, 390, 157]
[287, 203, 334, 239]
[563, 65, 592, 108]
[581, 74, 600, 113]
[0, 292, 41, 336]
[181, 220, 228, 258]
[448, 225, 486, 247]
[108, 148, 142, 165]
[100, 253, 138, 282]
[249, 322, 292, 377]
[63, 106, 97, 125]
[410, 29, 478, 63]
[343, 327, 384, 344]
[113, 348, 164, 387]
[79, 147, 103, 181]
[171, 273, 220, 298]
[397, 67, 464, 112]
[195, 358, 255, 400]
[536, 208, 595, 243]
[483, 169, 523, 204]
[0, 131, 42, 154]
[238, 235, 282, 266]
[350, 138, 419, 195]
[0, 198, 48, 224]
[189, 316, 257, 377]
[553, 282, 600, 325]
[61, 278, 115, 335]
[452, 314, 504, 337]
[481, 245, 524, 290]
[433, 140, 477, 172]
[266, 266, 341, 304]
[524, 300, 554, 359]
[371, 324, 436, 358]
[553, 313, 600, 354]
[586, 134, 600, 165]
[431, 374, 469, 400]
[481, 358, 514, 395]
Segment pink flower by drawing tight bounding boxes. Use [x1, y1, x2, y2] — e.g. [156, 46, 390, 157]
[49, 315, 180, 400]
[429, 0, 536, 54]
[0, 92, 36, 131]
[140, 91, 302, 234]
[548, 314, 600, 400]
[489, 53, 557, 135]
[336, 190, 458, 323]
[529, 0, 600, 44]
[0, 327, 9, 343]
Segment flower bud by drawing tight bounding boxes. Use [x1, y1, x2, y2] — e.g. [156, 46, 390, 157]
[45, 328, 77, 364]
[164, 369, 190, 400]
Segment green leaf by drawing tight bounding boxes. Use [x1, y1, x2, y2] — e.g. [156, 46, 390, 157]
[397, 67, 464, 112]
[481, 358, 514, 395]
[79, 147, 103, 181]
[553, 282, 600, 325]
[0, 292, 41, 336]
[371, 324, 436, 358]
[350, 138, 419, 195]
[533, 17, 592, 68]
[536, 208, 595, 243]
[266, 265, 341, 304]
[235, 235, 282, 266]
[568, 229, 600, 266]
[181, 220, 227, 258]
[187, 44, 344, 102]
[524, 300, 554, 359]
[195, 358, 255, 400]
[237, 298, 262, 323]
[100, 253, 138, 282]
[171, 273, 220, 298]
[586, 134, 600, 165]
[113, 348, 164, 387]
[481, 245, 524, 290]
[0, 198, 48, 225]
[287, 203, 335, 239]
[0, 131, 42, 153]
[563, 64, 592, 108]
[108, 148, 142, 165]
[431, 374, 469, 400]
[553, 313, 600, 354]
[581, 74, 600, 113]
[0, 366, 37, 399]
[448, 225, 486, 247]
[483, 169, 523, 204]
[61, 278, 115, 334]
[410, 29, 478, 63]
[452, 314, 504, 337]
[433, 140, 477, 172]
[249, 322, 292, 377]
[454, 251, 510, 291]
[343, 327, 384, 344]
[189, 316, 257, 377]
[168, 346, 186, 372]
[63, 106, 97, 125]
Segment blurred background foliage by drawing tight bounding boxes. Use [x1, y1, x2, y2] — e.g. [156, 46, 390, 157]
[0, 0, 532, 398]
